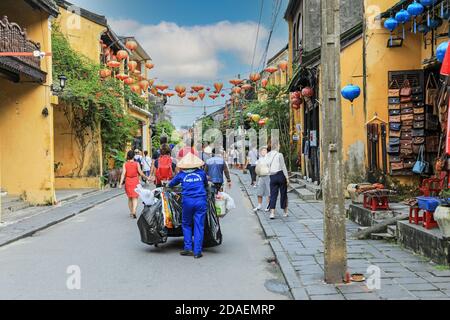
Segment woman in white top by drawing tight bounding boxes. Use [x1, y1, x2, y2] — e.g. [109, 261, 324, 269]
[266, 145, 289, 219]
[253, 146, 271, 212]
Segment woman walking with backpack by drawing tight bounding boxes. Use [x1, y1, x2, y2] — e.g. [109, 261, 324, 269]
[119, 150, 150, 219]
[150, 144, 175, 188]
[266, 144, 289, 219]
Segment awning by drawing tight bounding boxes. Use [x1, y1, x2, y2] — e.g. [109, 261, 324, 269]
[0, 57, 47, 83]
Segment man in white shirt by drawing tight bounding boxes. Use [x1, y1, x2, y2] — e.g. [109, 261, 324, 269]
[246, 147, 259, 187]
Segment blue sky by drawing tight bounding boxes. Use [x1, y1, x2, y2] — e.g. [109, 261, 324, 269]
[71, 0, 289, 128]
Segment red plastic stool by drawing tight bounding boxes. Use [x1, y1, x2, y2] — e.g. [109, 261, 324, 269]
[409, 206, 423, 225]
[363, 193, 390, 211]
[423, 210, 439, 230]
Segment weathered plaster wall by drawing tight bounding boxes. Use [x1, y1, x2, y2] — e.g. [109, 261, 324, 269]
[0, 0, 55, 204]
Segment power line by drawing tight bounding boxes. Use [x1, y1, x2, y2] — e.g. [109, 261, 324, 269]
[251, 0, 265, 74]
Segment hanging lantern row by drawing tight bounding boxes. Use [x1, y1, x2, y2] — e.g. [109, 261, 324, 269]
[290, 91, 302, 110]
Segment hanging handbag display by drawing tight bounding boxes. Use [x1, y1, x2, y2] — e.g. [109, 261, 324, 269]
[390, 155, 402, 163]
[388, 79, 400, 98]
[400, 79, 412, 97]
[425, 73, 439, 108]
[414, 114, 425, 121]
[389, 109, 401, 116]
[391, 162, 405, 170]
[400, 148, 413, 156]
[400, 140, 413, 150]
[401, 114, 414, 121]
[401, 131, 413, 140]
[413, 137, 425, 144]
[389, 115, 401, 122]
[389, 130, 401, 138]
[400, 96, 412, 103]
[413, 106, 425, 114]
[401, 103, 413, 109]
[389, 138, 400, 146]
[412, 129, 425, 137]
[389, 104, 401, 110]
[389, 97, 401, 104]
[401, 107, 414, 114]
[390, 123, 401, 131]
[413, 121, 425, 129]
[402, 120, 414, 127]
[413, 145, 429, 175]
[387, 145, 400, 154]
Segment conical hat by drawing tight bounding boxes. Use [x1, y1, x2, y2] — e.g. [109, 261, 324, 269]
[177, 153, 205, 169]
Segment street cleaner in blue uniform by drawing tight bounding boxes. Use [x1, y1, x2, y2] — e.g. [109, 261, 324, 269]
[169, 153, 208, 259]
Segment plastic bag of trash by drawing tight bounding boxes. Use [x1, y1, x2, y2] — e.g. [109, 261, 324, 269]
[214, 192, 235, 218]
[221, 192, 236, 210]
[137, 200, 168, 246]
[166, 191, 183, 229]
[135, 184, 156, 206]
[203, 194, 223, 248]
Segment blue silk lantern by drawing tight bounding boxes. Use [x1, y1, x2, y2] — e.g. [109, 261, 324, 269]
[437, 41, 449, 62]
[384, 17, 399, 46]
[407, 1, 425, 33]
[395, 9, 411, 39]
[420, 0, 437, 26]
[341, 84, 361, 115]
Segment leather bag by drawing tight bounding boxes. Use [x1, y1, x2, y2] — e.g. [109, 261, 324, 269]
[414, 114, 425, 121]
[401, 131, 413, 140]
[388, 79, 400, 97]
[389, 130, 401, 138]
[389, 138, 400, 146]
[400, 79, 412, 97]
[389, 109, 401, 116]
[401, 107, 413, 114]
[413, 137, 425, 144]
[390, 123, 401, 131]
[391, 162, 404, 170]
[401, 114, 414, 121]
[390, 115, 401, 122]
[413, 145, 429, 175]
[412, 129, 425, 137]
[388, 145, 400, 154]
[413, 121, 425, 129]
[401, 96, 413, 103]
[389, 97, 401, 104]
[390, 155, 402, 163]
[389, 104, 401, 110]
[413, 107, 425, 114]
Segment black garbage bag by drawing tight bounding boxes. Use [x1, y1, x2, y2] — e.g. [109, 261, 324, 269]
[137, 200, 168, 245]
[203, 194, 223, 248]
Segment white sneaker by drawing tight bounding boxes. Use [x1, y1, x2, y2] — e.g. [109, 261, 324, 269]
[265, 207, 271, 212]
[253, 205, 262, 212]
[270, 212, 275, 220]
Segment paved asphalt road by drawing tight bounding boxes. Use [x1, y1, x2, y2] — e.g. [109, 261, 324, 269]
[0, 176, 290, 300]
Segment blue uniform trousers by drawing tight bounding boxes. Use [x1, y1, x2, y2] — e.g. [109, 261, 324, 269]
[182, 197, 207, 255]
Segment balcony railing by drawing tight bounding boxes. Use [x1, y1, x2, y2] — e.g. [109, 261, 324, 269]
[0, 16, 42, 70]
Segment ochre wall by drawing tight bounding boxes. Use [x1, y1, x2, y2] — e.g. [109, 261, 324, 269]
[0, 0, 55, 204]
[53, 6, 105, 185]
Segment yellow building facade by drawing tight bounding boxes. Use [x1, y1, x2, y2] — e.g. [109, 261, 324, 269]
[53, 1, 107, 189]
[0, 0, 59, 205]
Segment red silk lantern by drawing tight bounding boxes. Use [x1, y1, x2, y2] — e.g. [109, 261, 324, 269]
[175, 85, 186, 95]
[124, 78, 135, 85]
[209, 94, 219, 100]
[191, 85, 205, 92]
[107, 60, 121, 69]
[116, 50, 129, 61]
[165, 92, 175, 98]
[125, 40, 138, 51]
[117, 73, 129, 81]
[128, 61, 138, 72]
[178, 92, 187, 98]
[198, 92, 206, 100]
[250, 73, 261, 82]
[302, 87, 314, 98]
[146, 62, 154, 70]
[232, 87, 242, 95]
[99, 69, 111, 78]
[265, 67, 278, 74]
[139, 80, 149, 91]
[292, 103, 301, 110]
[230, 79, 243, 86]
[214, 83, 223, 93]
[188, 96, 198, 102]
[261, 79, 268, 88]
[278, 61, 288, 72]
[155, 84, 169, 91]
[130, 85, 141, 93]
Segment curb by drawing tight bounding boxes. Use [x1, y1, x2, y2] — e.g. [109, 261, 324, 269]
[233, 172, 305, 300]
[0, 189, 124, 248]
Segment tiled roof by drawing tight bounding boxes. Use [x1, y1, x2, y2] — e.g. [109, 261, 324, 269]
[25, 0, 59, 17]
[55, 0, 107, 26]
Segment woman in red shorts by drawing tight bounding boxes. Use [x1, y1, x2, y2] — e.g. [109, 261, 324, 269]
[119, 150, 149, 219]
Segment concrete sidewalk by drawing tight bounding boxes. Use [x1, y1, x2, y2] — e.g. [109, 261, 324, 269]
[0, 188, 124, 248]
[235, 170, 450, 300]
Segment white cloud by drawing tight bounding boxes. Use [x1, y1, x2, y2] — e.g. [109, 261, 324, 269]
[109, 19, 275, 82]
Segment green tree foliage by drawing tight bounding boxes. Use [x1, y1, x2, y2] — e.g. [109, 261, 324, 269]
[151, 120, 180, 151]
[52, 25, 146, 175]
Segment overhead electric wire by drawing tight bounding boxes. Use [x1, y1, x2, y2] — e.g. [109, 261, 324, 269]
[258, 0, 283, 70]
[251, 0, 265, 74]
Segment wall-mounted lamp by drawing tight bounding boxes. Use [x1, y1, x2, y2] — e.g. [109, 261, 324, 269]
[51, 74, 68, 94]
[42, 107, 49, 117]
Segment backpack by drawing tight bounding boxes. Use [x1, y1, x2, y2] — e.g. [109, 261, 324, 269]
[156, 155, 173, 182]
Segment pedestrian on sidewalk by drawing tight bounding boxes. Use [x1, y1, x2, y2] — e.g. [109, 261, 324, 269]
[119, 150, 149, 219]
[266, 144, 289, 219]
[205, 148, 232, 193]
[141, 151, 152, 184]
[169, 153, 208, 259]
[150, 144, 176, 188]
[253, 146, 271, 213]
[245, 146, 258, 187]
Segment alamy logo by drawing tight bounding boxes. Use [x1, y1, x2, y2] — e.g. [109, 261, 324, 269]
[366, 265, 381, 290]
[66, 265, 81, 290]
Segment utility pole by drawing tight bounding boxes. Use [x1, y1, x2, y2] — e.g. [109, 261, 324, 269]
[320, 0, 347, 284]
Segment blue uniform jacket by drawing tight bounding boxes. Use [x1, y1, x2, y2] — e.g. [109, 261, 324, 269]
[169, 169, 208, 199]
